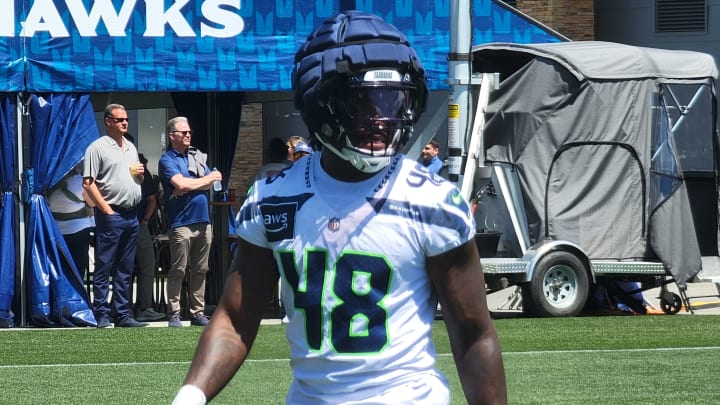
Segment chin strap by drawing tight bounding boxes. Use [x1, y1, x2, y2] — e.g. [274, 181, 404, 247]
[314, 129, 391, 174]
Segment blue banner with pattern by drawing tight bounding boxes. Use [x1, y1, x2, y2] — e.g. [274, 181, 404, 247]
[0, 0, 561, 92]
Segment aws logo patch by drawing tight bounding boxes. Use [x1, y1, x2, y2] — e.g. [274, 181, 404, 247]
[259, 202, 297, 242]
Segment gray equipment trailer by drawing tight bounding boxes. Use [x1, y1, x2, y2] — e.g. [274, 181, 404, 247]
[455, 41, 720, 317]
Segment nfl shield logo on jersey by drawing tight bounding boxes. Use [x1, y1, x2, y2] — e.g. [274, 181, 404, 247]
[328, 217, 341, 232]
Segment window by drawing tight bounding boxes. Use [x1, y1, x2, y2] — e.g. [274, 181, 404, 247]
[661, 83, 715, 172]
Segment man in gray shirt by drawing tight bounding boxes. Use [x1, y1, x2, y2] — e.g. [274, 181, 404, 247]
[83, 103, 146, 328]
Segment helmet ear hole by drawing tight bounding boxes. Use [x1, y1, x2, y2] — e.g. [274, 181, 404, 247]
[320, 123, 335, 138]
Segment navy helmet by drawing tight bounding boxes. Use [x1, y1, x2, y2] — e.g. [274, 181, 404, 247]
[292, 10, 428, 173]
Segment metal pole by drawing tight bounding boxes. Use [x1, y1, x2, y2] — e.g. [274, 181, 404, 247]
[206, 93, 228, 304]
[460, 72, 494, 201]
[16, 93, 26, 326]
[447, 0, 472, 187]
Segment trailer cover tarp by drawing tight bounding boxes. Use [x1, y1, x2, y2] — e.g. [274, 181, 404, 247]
[473, 41, 718, 287]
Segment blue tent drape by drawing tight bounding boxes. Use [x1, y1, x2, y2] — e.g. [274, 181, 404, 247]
[0, 94, 17, 328]
[24, 93, 99, 327]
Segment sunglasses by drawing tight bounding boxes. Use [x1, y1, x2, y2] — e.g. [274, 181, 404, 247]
[170, 130, 193, 136]
[108, 117, 129, 123]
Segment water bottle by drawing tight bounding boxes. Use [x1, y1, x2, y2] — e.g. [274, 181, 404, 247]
[212, 167, 222, 192]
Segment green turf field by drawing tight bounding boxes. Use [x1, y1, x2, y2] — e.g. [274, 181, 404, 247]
[1, 315, 718, 404]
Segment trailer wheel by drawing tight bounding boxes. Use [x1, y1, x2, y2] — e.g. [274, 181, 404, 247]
[524, 251, 589, 317]
[659, 292, 682, 315]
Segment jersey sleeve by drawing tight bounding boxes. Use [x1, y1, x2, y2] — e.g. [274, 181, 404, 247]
[423, 186, 476, 257]
[234, 181, 269, 248]
[83, 143, 101, 179]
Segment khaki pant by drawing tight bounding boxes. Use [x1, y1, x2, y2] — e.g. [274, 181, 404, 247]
[167, 223, 212, 317]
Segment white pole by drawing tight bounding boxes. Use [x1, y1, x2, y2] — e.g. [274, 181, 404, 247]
[460, 73, 494, 201]
[447, 0, 472, 187]
[16, 93, 26, 326]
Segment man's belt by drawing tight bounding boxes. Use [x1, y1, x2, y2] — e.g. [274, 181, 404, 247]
[51, 207, 89, 221]
[109, 204, 137, 214]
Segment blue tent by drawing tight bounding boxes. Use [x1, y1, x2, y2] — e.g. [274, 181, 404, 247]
[24, 94, 98, 327]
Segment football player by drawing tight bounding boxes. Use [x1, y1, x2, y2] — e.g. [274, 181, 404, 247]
[173, 10, 506, 405]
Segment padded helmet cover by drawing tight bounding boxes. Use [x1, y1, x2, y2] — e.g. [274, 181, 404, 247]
[292, 10, 428, 139]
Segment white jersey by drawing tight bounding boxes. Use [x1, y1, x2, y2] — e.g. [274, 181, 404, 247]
[46, 172, 95, 235]
[236, 152, 475, 404]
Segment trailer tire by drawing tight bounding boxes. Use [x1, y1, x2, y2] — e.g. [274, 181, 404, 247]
[523, 251, 589, 317]
[659, 292, 682, 315]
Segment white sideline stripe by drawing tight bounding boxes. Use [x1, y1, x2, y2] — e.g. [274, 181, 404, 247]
[1, 346, 719, 369]
[496, 346, 720, 355]
[0, 359, 287, 369]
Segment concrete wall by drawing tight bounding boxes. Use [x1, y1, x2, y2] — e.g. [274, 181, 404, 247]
[227, 103, 263, 206]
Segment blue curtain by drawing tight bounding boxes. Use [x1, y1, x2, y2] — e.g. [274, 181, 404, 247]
[0, 94, 17, 328]
[24, 93, 99, 327]
[215, 92, 244, 190]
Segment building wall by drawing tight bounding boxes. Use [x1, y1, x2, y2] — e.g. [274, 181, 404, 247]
[595, 0, 720, 56]
[516, 0, 720, 62]
[594, 0, 720, 101]
[517, 0, 595, 40]
[227, 103, 263, 207]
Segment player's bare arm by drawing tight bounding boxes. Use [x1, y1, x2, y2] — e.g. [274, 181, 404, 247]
[427, 240, 508, 405]
[182, 239, 279, 401]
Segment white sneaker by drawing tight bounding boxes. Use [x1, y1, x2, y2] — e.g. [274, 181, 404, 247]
[136, 308, 167, 322]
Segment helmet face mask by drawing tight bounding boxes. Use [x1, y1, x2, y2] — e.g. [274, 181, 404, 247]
[316, 69, 422, 173]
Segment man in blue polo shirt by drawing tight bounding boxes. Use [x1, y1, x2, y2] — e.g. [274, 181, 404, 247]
[419, 137, 443, 175]
[158, 116, 222, 327]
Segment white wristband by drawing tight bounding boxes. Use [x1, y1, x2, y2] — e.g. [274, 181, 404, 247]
[172, 384, 207, 405]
